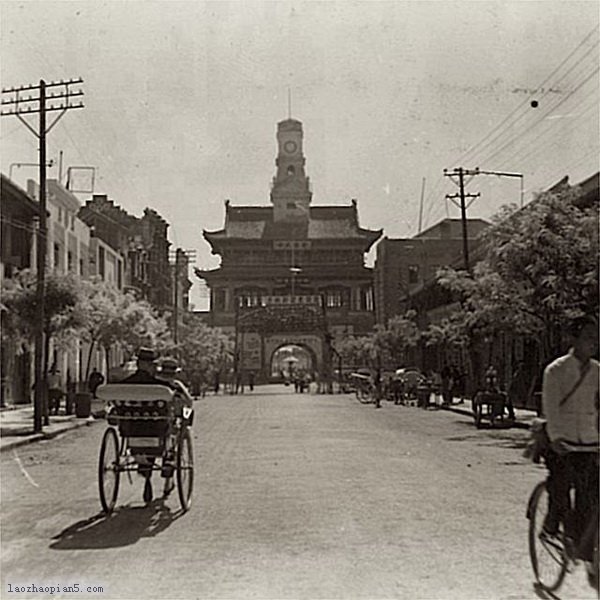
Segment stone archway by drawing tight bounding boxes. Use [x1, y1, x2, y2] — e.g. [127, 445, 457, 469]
[265, 334, 322, 382]
[271, 344, 314, 380]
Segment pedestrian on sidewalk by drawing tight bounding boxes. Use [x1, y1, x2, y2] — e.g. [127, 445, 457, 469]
[88, 367, 105, 398]
[47, 365, 63, 416]
[441, 363, 453, 406]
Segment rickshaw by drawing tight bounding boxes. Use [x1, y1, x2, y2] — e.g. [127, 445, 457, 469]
[393, 368, 425, 405]
[471, 367, 509, 428]
[96, 384, 194, 513]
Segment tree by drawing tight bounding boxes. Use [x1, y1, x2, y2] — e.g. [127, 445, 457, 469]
[437, 183, 599, 372]
[176, 315, 233, 392]
[1, 269, 84, 374]
[375, 310, 421, 367]
[77, 277, 174, 378]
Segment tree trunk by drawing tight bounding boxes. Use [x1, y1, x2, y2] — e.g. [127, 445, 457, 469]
[85, 338, 96, 382]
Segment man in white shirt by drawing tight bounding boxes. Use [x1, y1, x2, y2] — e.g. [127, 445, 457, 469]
[542, 315, 599, 564]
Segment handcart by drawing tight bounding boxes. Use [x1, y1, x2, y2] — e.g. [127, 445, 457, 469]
[96, 384, 194, 513]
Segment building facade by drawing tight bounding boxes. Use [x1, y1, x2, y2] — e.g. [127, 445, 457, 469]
[0, 176, 40, 405]
[374, 218, 490, 325]
[78, 196, 173, 310]
[197, 118, 382, 381]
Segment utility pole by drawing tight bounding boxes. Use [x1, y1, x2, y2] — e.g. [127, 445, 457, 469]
[444, 166, 525, 272]
[1, 78, 84, 432]
[170, 248, 196, 352]
[444, 167, 480, 273]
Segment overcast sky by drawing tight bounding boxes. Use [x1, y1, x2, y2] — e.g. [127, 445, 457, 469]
[1, 1, 598, 309]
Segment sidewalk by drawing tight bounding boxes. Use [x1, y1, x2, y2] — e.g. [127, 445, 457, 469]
[0, 398, 105, 453]
[437, 397, 538, 429]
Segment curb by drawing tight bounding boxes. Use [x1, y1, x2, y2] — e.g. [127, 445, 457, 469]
[0, 415, 101, 454]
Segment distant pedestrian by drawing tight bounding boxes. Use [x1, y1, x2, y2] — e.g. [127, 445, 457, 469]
[248, 371, 255, 392]
[88, 367, 105, 398]
[441, 363, 453, 406]
[47, 365, 63, 415]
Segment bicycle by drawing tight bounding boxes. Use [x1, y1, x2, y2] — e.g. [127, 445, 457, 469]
[526, 445, 599, 593]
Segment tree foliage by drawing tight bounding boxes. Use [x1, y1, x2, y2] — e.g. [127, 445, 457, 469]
[1, 269, 83, 354]
[76, 277, 172, 376]
[177, 315, 233, 385]
[436, 185, 599, 359]
[337, 311, 421, 371]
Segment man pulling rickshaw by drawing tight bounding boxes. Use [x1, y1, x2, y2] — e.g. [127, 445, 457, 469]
[97, 348, 194, 512]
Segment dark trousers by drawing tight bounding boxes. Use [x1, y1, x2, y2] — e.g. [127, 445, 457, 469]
[545, 450, 598, 560]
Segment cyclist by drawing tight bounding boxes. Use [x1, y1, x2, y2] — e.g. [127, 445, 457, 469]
[541, 315, 599, 571]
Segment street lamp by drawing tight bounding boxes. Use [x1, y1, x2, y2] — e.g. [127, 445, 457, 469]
[290, 266, 302, 296]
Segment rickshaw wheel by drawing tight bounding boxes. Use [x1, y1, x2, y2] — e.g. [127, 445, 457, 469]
[98, 427, 121, 513]
[176, 427, 194, 512]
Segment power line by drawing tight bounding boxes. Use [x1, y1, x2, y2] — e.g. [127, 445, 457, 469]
[469, 55, 599, 169]
[476, 66, 599, 169]
[452, 26, 599, 168]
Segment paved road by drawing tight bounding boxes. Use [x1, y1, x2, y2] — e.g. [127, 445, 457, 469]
[1, 388, 595, 599]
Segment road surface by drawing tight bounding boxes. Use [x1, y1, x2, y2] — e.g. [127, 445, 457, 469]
[1, 387, 595, 599]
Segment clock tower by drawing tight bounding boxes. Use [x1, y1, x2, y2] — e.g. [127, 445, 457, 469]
[271, 119, 312, 222]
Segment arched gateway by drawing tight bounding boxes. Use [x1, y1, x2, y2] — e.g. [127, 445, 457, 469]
[196, 117, 382, 384]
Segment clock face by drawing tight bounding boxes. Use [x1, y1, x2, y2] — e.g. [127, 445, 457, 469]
[284, 140, 298, 154]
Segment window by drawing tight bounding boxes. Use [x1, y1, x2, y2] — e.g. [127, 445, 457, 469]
[287, 165, 295, 176]
[359, 287, 374, 311]
[117, 260, 123, 289]
[79, 258, 84, 276]
[53, 243, 60, 270]
[67, 251, 74, 272]
[325, 289, 345, 309]
[98, 246, 105, 278]
[408, 265, 419, 284]
[287, 202, 296, 209]
[214, 289, 226, 311]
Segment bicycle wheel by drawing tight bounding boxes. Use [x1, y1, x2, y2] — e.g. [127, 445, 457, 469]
[527, 481, 568, 592]
[98, 427, 121, 513]
[176, 427, 194, 512]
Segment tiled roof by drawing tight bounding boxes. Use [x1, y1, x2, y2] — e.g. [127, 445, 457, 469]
[204, 204, 381, 242]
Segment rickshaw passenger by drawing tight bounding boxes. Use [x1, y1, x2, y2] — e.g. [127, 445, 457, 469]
[121, 348, 166, 386]
[120, 348, 176, 485]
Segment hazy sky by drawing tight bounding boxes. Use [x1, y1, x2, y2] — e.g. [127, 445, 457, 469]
[1, 1, 598, 308]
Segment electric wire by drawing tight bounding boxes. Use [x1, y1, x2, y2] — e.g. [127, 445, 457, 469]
[476, 66, 599, 169]
[452, 26, 599, 168]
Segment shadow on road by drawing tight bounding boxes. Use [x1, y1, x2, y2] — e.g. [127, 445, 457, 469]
[49, 500, 182, 550]
[445, 420, 530, 451]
